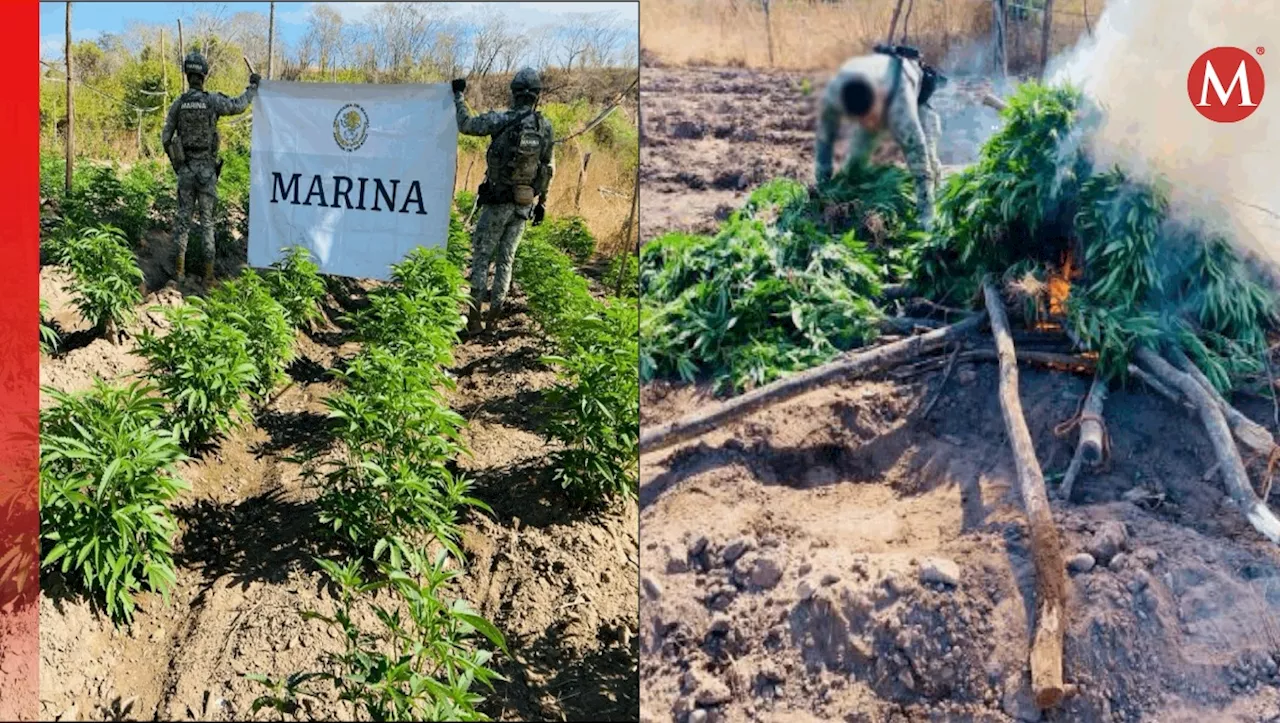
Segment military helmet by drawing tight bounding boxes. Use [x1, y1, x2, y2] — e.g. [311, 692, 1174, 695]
[511, 67, 542, 95]
[182, 51, 208, 78]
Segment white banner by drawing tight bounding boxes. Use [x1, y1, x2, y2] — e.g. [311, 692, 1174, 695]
[248, 80, 457, 280]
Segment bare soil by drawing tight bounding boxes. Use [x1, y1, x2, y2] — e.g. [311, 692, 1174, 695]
[639, 66, 1002, 244]
[38, 243, 639, 721]
[638, 65, 1280, 723]
[640, 367, 1280, 723]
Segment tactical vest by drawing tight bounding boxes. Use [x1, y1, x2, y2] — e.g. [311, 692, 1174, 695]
[485, 110, 547, 206]
[175, 90, 219, 155]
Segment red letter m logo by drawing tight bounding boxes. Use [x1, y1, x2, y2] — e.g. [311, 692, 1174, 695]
[1188, 47, 1266, 123]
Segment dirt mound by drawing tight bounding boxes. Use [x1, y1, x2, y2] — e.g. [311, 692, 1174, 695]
[639, 66, 1002, 244]
[639, 365, 1280, 723]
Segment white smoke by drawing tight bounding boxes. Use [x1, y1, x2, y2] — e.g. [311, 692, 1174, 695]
[1047, 0, 1280, 267]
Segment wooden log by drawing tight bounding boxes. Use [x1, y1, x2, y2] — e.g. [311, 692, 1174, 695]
[1058, 375, 1107, 501]
[1168, 347, 1277, 461]
[982, 92, 1008, 112]
[639, 313, 988, 454]
[879, 316, 946, 333]
[981, 279, 1066, 710]
[1127, 363, 1189, 411]
[1135, 348, 1280, 544]
[893, 348, 1094, 379]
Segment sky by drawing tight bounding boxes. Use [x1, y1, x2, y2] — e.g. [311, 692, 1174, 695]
[39, 1, 639, 59]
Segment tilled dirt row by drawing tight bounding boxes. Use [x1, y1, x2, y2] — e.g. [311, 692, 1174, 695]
[38, 234, 639, 721]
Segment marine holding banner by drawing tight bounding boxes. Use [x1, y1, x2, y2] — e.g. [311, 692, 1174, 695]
[452, 68, 556, 334]
[161, 51, 259, 282]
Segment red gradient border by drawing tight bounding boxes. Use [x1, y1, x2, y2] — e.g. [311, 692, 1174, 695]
[0, 1, 40, 720]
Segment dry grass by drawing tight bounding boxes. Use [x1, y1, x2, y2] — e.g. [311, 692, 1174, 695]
[641, 0, 1107, 72]
[455, 142, 637, 258]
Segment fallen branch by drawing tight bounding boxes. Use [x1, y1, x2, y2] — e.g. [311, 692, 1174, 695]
[893, 348, 1094, 378]
[879, 316, 947, 334]
[639, 313, 987, 453]
[1056, 375, 1108, 501]
[982, 278, 1067, 710]
[880, 283, 914, 300]
[1168, 347, 1277, 462]
[982, 92, 1009, 112]
[919, 343, 962, 419]
[1135, 347, 1280, 544]
[1126, 363, 1188, 410]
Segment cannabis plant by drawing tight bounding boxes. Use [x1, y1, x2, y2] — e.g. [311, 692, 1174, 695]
[249, 549, 507, 722]
[39, 298, 59, 354]
[205, 270, 296, 398]
[54, 225, 144, 342]
[40, 380, 187, 623]
[263, 246, 327, 330]
[543, 301, 640, 505]
[135, 302, 257, 448]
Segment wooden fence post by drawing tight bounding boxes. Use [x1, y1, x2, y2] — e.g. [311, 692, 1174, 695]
[64, 1, 73, 194]
[1039, 0, 1056, 77]
[992, 0, 1007, 78]
[178, 19, 185, 90]
[763, 0, 775, 67]
[267, 2, 275, 79]
[574, 151, 592, 212]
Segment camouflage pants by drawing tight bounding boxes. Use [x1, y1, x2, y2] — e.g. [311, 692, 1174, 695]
[817, 95, 940, 230]
[173, 159, 219, 267]
[470, 203, 530, 311]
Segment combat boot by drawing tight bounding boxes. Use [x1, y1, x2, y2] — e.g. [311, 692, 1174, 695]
[485, 305, 501, 332]
[201, 259, 215, 282]
[466, 305, 484, 335]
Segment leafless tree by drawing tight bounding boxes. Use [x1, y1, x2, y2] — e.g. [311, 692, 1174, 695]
[468, 5, 510, 79]
[304, 4, 345, 78]
[582, 13, 628, 68]
[496, 27, 531, 73]
[558, 18, 593, 70]
[226, 11, 270, 69]
[528, 25, 558, 72]
[362, 2, 450, 80]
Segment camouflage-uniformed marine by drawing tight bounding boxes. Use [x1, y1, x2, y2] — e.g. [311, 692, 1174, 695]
[161, 51, 259, 281]
[815, 45, 945, 229]
[452, 67, 555, 333]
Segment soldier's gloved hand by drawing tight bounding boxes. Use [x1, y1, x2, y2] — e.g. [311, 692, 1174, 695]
[451, 78, 466, 94]
[249, 73, 261, 87]
[532, 203, 546, 226]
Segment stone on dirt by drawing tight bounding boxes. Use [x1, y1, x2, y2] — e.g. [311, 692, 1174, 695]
[749, 556, 784, 589]
[723, 537, 754, 565]
[919, 558, 961, 587]
[1067, 552, 1097, 574]
[1086, 521, 1129, 564]
[643, 575, 664, 601]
